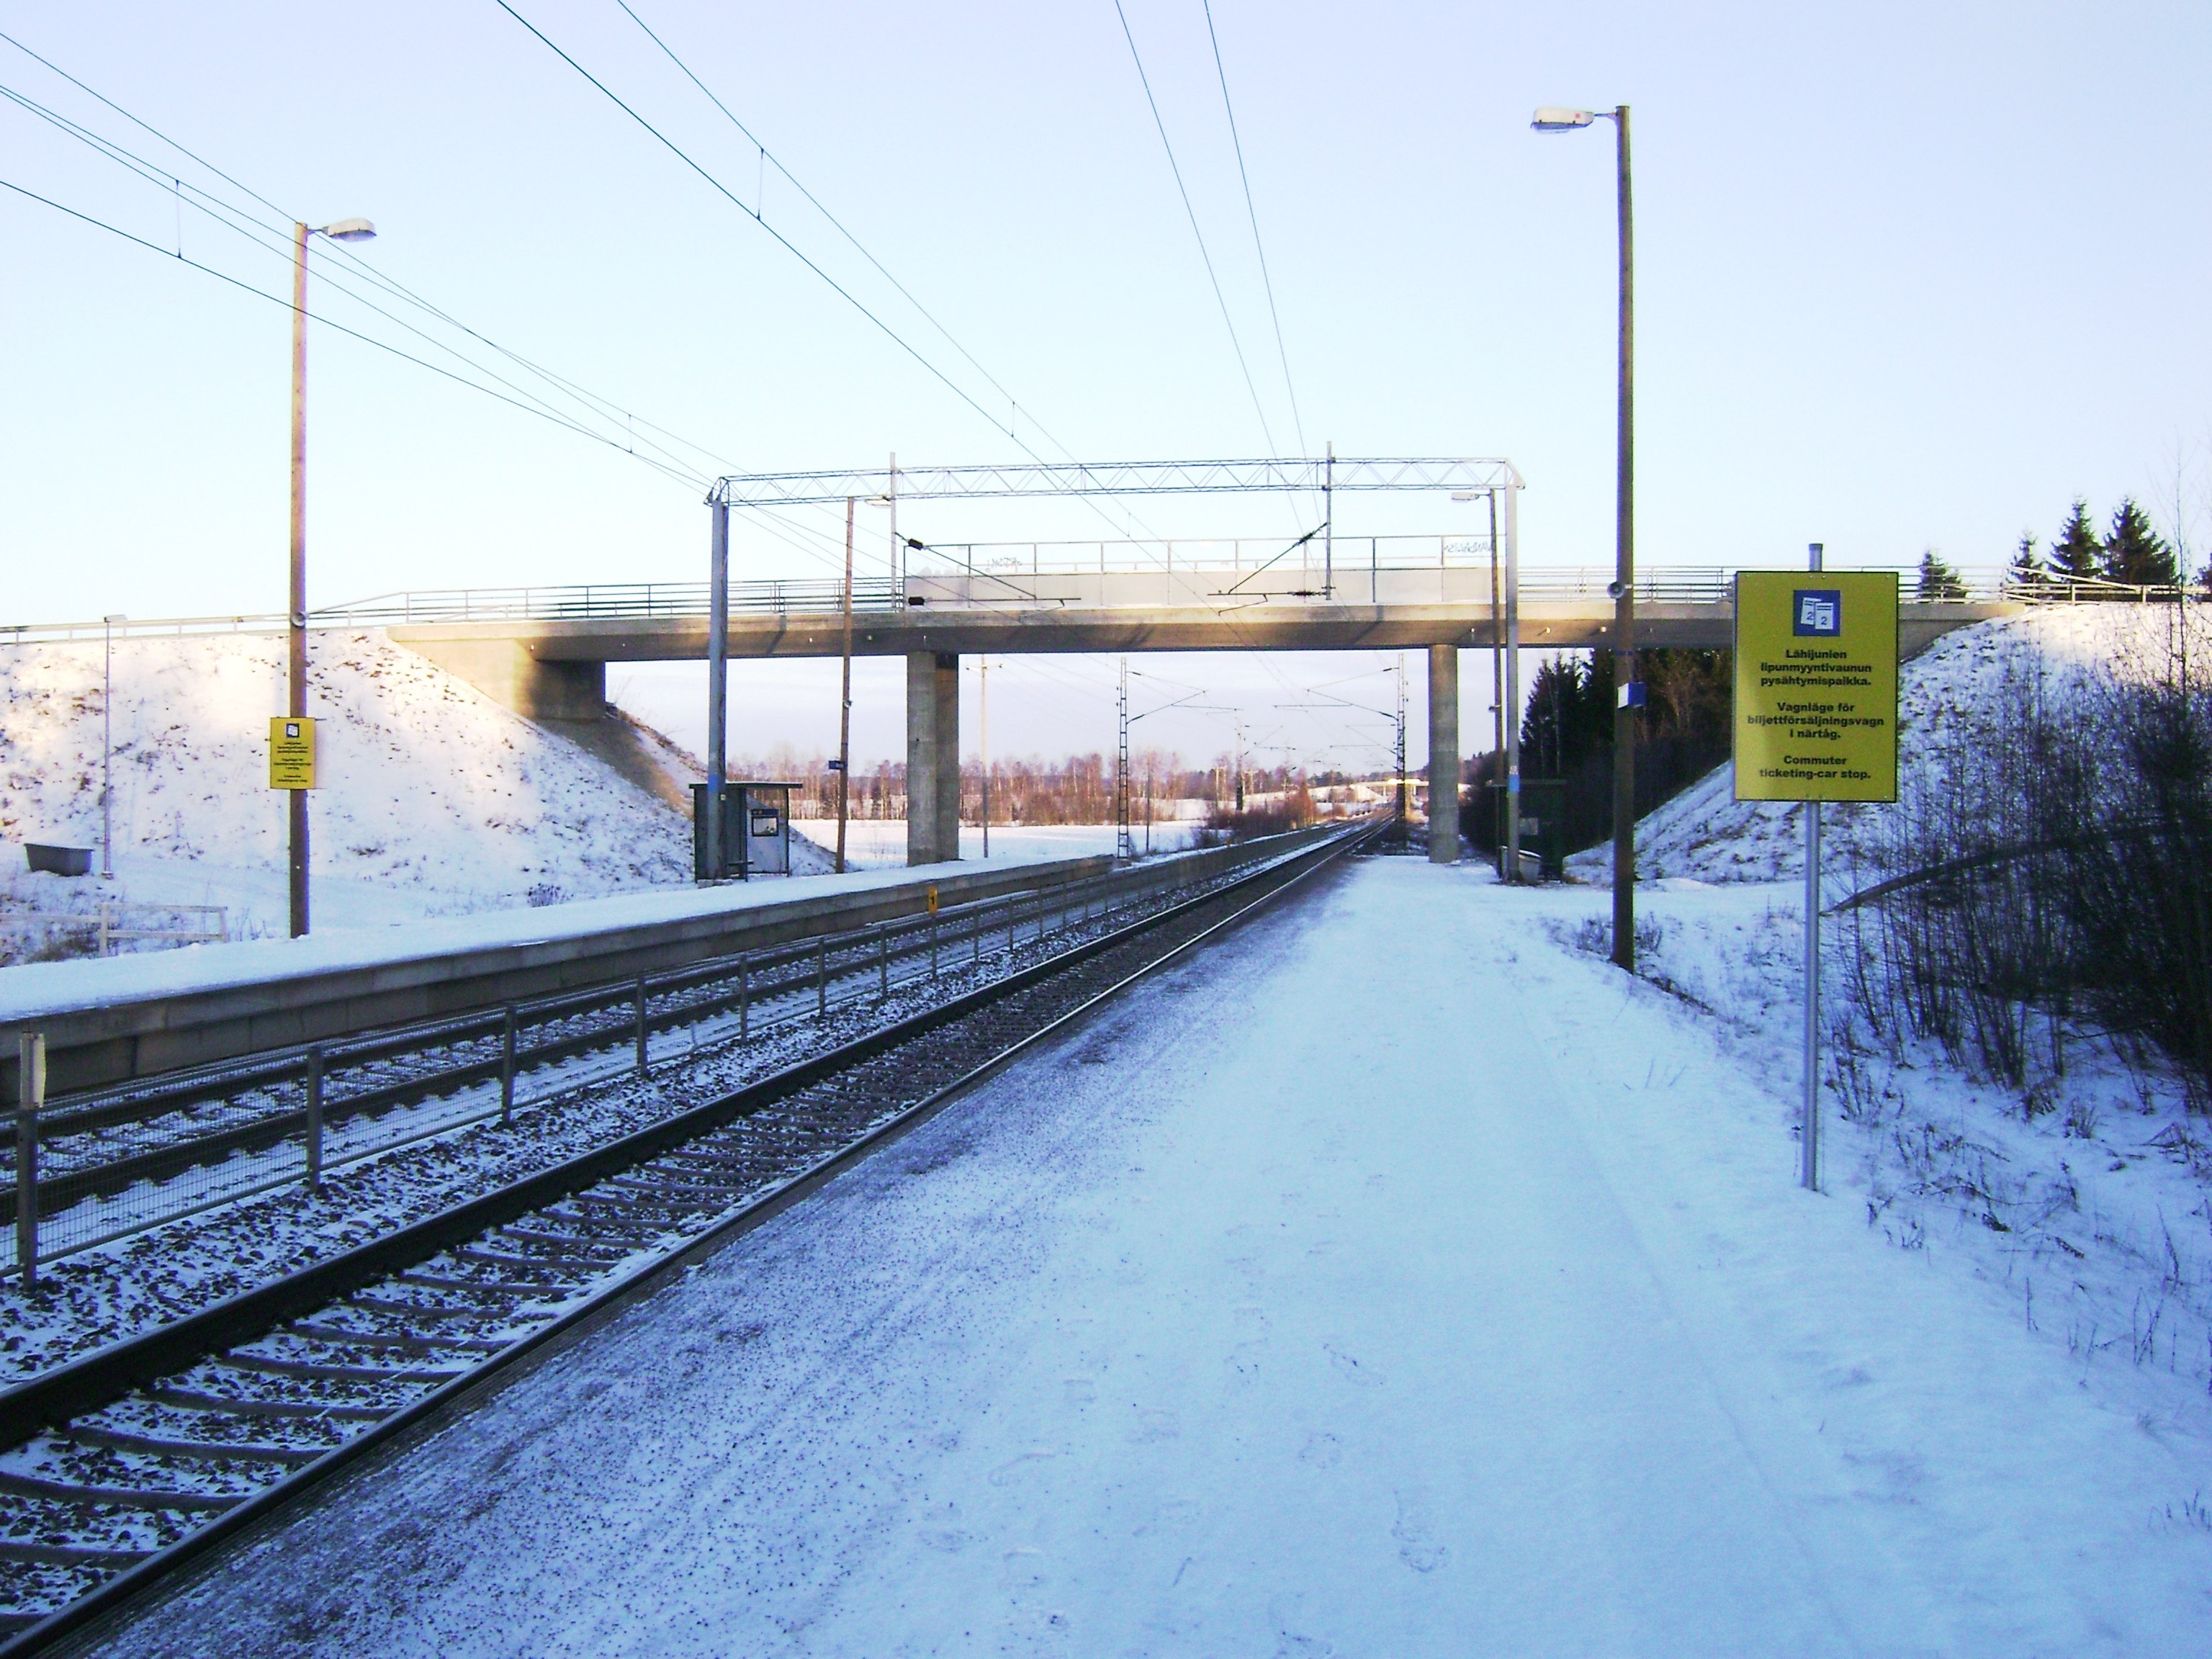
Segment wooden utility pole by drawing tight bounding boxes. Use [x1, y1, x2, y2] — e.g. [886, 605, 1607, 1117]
[836, 497, 855, 873]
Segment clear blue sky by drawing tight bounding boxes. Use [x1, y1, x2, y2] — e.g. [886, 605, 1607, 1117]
[4, 1, 2206, 769]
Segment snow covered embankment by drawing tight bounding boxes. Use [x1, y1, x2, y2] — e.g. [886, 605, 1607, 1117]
[1557, 606, 2212, 1399]
[1574, 603, 2203, 884]
[0, 629, 826, 953]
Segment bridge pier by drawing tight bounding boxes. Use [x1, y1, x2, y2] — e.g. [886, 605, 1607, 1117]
[906, 650, 961, 865]
[1428, 643, 1460, 864]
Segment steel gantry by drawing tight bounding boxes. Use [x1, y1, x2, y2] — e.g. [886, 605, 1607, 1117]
[705, 456, 1527, 871]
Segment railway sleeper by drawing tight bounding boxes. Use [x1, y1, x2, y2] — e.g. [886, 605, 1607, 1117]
[0, 1473, 238, 1514]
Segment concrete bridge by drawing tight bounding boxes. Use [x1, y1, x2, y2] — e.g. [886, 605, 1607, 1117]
[330, 560, 2010, 866]
[1, 455, 2018, 870]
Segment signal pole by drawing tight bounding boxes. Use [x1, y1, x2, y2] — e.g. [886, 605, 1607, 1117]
[1394, 652, 1408, 829]
[835, 498, 855, 873]
[1116, 657, 1134, 860]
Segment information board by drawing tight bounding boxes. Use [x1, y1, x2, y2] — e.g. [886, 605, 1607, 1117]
[1732, 571, 1898, 802]
[268, 716, 318, 789]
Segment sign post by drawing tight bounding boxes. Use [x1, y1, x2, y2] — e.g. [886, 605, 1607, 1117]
[268, 717, 318, 791]
[1733, 553, 1899, 1192]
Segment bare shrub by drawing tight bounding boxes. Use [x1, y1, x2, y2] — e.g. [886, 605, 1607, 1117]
[1848, 608, 2212, 1105]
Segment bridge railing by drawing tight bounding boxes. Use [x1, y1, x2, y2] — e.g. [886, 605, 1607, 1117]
[14, 565, 2186, 647]
[318, 577, 905, 625]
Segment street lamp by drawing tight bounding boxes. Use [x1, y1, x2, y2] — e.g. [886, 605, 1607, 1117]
[286, 217, 375, 938]
[1532, 103, 1637, 972]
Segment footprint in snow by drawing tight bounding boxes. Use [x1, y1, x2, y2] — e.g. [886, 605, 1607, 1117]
[988, 1448, 1060, 1487]
[1323, 1343, 1382, 1388]
[1392, 1488, 1449, 1574]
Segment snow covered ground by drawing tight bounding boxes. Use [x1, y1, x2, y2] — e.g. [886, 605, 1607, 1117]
[1572, 603, 2209, 885]
[0, 630, 751, 955]
[88, 858, 2212, 1658]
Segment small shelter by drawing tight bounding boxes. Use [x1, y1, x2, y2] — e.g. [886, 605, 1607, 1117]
[692, 781, 798, 880]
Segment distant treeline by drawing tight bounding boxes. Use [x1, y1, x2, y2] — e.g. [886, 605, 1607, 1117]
[724, 750, 1323, 824]
[1462, 647, 1733, 855]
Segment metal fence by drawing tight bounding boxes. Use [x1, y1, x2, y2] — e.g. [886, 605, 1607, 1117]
[5, 840, 1310, 1280]
[0, 904, 227, 961]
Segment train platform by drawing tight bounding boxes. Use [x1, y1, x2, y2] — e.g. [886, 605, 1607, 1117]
[82, 855, 2212, 1658]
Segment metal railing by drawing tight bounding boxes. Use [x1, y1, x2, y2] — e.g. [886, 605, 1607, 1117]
[12, 565, 2183, 649]
[0, 904, 228, 960]
[3, 836, 1326, 1278]
[318, 577, 903, 625]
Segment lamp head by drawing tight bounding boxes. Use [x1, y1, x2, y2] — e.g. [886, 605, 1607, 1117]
[1450, 490, 1479, 502]
[319, 217, 377, 243]
[1531, 107, 1596, 132]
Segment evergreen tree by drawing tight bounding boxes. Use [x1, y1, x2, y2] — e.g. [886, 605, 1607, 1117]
[2103, 497, 2180, 585]
[2051, 498, 2103, 583]
[2007, 531, 2045, 588]
[1519, 654, 1614, 777]
[1917, 547, 1967, 600]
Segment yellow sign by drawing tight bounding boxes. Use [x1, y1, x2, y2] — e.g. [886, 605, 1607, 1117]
[925, 884, 940, 915]
[269, 716, 318, 789]
[1732, 571, 1898, 802]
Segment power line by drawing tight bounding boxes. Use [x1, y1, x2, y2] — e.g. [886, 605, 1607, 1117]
[0, 37, 876, 575]
[503, 0, 1179, 558]
[614, 1, 1040, 446]
[0, 175, 716, 490]
[496, 0, 1035, 454]
[1201, 0, 1305, 455]
[1111, 0, 1278, 457]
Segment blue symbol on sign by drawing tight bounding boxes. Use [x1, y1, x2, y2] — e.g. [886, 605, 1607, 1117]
[1794, 590, 1843, 637]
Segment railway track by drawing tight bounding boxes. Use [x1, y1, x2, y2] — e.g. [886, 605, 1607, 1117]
[18, 854, 1223, 1272]
[0, 822, 1374, 1653]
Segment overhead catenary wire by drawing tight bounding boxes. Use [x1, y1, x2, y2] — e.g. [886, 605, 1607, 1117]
[506, 0, 1177, 559]
[0, 36, 878, 578]
[0, 24, 731, 483]
[1110, 0, 1279, 459]
[0, 175, 717, 491]
[616, 0, 1043, 451]
[1200, 0, 1305, 457]
[495, 1, 1033, 457]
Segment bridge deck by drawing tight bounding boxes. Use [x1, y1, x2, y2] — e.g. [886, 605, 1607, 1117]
[371, 567, 2013, 662]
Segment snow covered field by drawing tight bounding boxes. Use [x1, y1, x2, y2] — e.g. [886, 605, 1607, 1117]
[89, 857, 2212, 1658]
[0, 631, 735, 952]
[794, 819, 1200, 868]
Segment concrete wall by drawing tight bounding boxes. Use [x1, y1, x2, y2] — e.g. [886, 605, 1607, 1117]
[10, 858, 1111, 1100]
[6, 822, 1358, 1102]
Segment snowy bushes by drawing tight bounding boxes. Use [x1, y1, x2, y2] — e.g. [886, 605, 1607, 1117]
[1202, 783, 1316, 842]
[1845, 607, 2212, 1106]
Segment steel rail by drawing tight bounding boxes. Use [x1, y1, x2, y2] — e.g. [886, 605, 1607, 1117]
[12, 856, 1222, 1260]
[0, 822, 1374, 1654]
